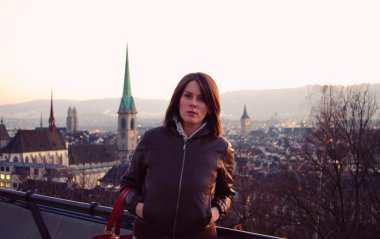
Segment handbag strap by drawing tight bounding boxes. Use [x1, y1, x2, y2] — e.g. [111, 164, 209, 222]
[104, 188, 127, 233]
[104, 187, 132, 236]
[113, 188, 132, 235]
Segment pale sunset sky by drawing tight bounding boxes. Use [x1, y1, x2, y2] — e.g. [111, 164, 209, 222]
[1, 0, 380, 105]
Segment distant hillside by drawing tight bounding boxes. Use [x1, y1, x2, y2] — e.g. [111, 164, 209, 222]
[0, 98, 168, 119]
[221, 87, 310, 120]
[1, 84, 379, 130]
[0, 98, 169, 130]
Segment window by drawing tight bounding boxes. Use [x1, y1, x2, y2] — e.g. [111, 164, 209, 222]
[6, 175, 10, 180]
[130, 118, 135, 130]
[5, 182, 10, 188]
[5, 167, 10, 172]
[0, 166, 4, 171]
[13, 156, 19, 162]
[0, 174, 4, 179]
[25, 156, 29, 163]
[121, 118, 126, 130]
[34, 168, 39, 175]
[0, 182, 4, 187]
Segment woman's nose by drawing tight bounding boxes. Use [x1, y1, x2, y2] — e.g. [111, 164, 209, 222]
[190, 97, 197, 107]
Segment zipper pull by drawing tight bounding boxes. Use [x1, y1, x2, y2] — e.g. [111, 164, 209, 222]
[183, 139, 187, 150]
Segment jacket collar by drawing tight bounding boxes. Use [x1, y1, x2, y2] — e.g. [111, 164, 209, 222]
[173, 116, 207, 140]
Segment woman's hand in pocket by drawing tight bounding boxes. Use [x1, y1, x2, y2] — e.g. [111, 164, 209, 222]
[136, 202, 144, 219]
[209, 207, 220, 224]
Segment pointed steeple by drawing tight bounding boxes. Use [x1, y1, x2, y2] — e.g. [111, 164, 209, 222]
[118, 45, 136, 113]
[49, 89, 56, 133]
[241, 104, 250, 120]
[40, 113, 43, 128]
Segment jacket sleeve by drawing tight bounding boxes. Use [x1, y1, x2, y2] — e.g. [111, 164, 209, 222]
[211, 139, 235, 219]
[120, 133, 147, 216]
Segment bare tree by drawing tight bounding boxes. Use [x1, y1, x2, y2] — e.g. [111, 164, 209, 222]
[229, 174, 256, 231]
[226, 167, 291, 238]
[286, 84, 380, 239]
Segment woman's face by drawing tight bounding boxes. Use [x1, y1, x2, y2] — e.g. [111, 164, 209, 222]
[179, 80, 208, 134]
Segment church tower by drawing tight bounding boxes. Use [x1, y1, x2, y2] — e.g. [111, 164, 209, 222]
[117, 46, 137, 162]
[240, 104, 251, 135]
[72, 107, 78, 132]
[66, 107, 73, 133]
[49, 90, 57, 134]
[66, 106, 79, 133]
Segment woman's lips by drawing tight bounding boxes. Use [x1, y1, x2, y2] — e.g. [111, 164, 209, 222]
[187, 111, 197, 116]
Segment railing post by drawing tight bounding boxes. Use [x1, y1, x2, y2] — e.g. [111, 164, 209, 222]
[89, 201, 99, 215]
[26, 191, 52, 239]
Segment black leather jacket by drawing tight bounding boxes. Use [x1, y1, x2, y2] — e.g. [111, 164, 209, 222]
[120, 125, 235, 237]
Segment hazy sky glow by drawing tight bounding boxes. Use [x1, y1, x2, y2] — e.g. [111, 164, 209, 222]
[1, 0, 380, 105]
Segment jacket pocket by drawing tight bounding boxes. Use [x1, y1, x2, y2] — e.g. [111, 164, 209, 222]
[142, 186, 151, 221]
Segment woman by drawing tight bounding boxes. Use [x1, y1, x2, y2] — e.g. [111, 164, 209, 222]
[120, 72, 235, 239]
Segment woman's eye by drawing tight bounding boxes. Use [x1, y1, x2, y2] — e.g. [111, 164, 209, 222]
[197, 96, 205, 102]
[184, 94, 192, 99]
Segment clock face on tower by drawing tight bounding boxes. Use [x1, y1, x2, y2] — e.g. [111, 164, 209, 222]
[129, 131, 135, 138]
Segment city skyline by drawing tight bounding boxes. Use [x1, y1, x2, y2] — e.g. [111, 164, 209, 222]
[1, 0, 380, 105]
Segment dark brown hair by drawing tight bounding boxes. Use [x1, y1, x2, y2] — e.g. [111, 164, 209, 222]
[163, 72, 223, 136]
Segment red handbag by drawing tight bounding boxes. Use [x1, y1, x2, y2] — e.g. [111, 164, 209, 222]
[92, 187, 134, 239]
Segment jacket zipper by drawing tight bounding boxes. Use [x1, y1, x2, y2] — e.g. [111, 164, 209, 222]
[171, 122, 206, 238]
[172, 138, 187, 239]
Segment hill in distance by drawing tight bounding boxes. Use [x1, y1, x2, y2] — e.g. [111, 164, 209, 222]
[1, 84, 379, 130]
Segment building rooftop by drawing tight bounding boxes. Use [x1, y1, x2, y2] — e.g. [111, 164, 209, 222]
[98, 163, 129, 186]
[68, 144, 118, 165]
[2, 129, 66, 153]
[0, 122, 10, 142]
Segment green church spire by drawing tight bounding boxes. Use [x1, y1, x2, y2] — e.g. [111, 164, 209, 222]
[118, 45, 136, 113]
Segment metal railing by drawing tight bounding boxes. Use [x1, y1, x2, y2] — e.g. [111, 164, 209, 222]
[0, 188, 284, 239]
